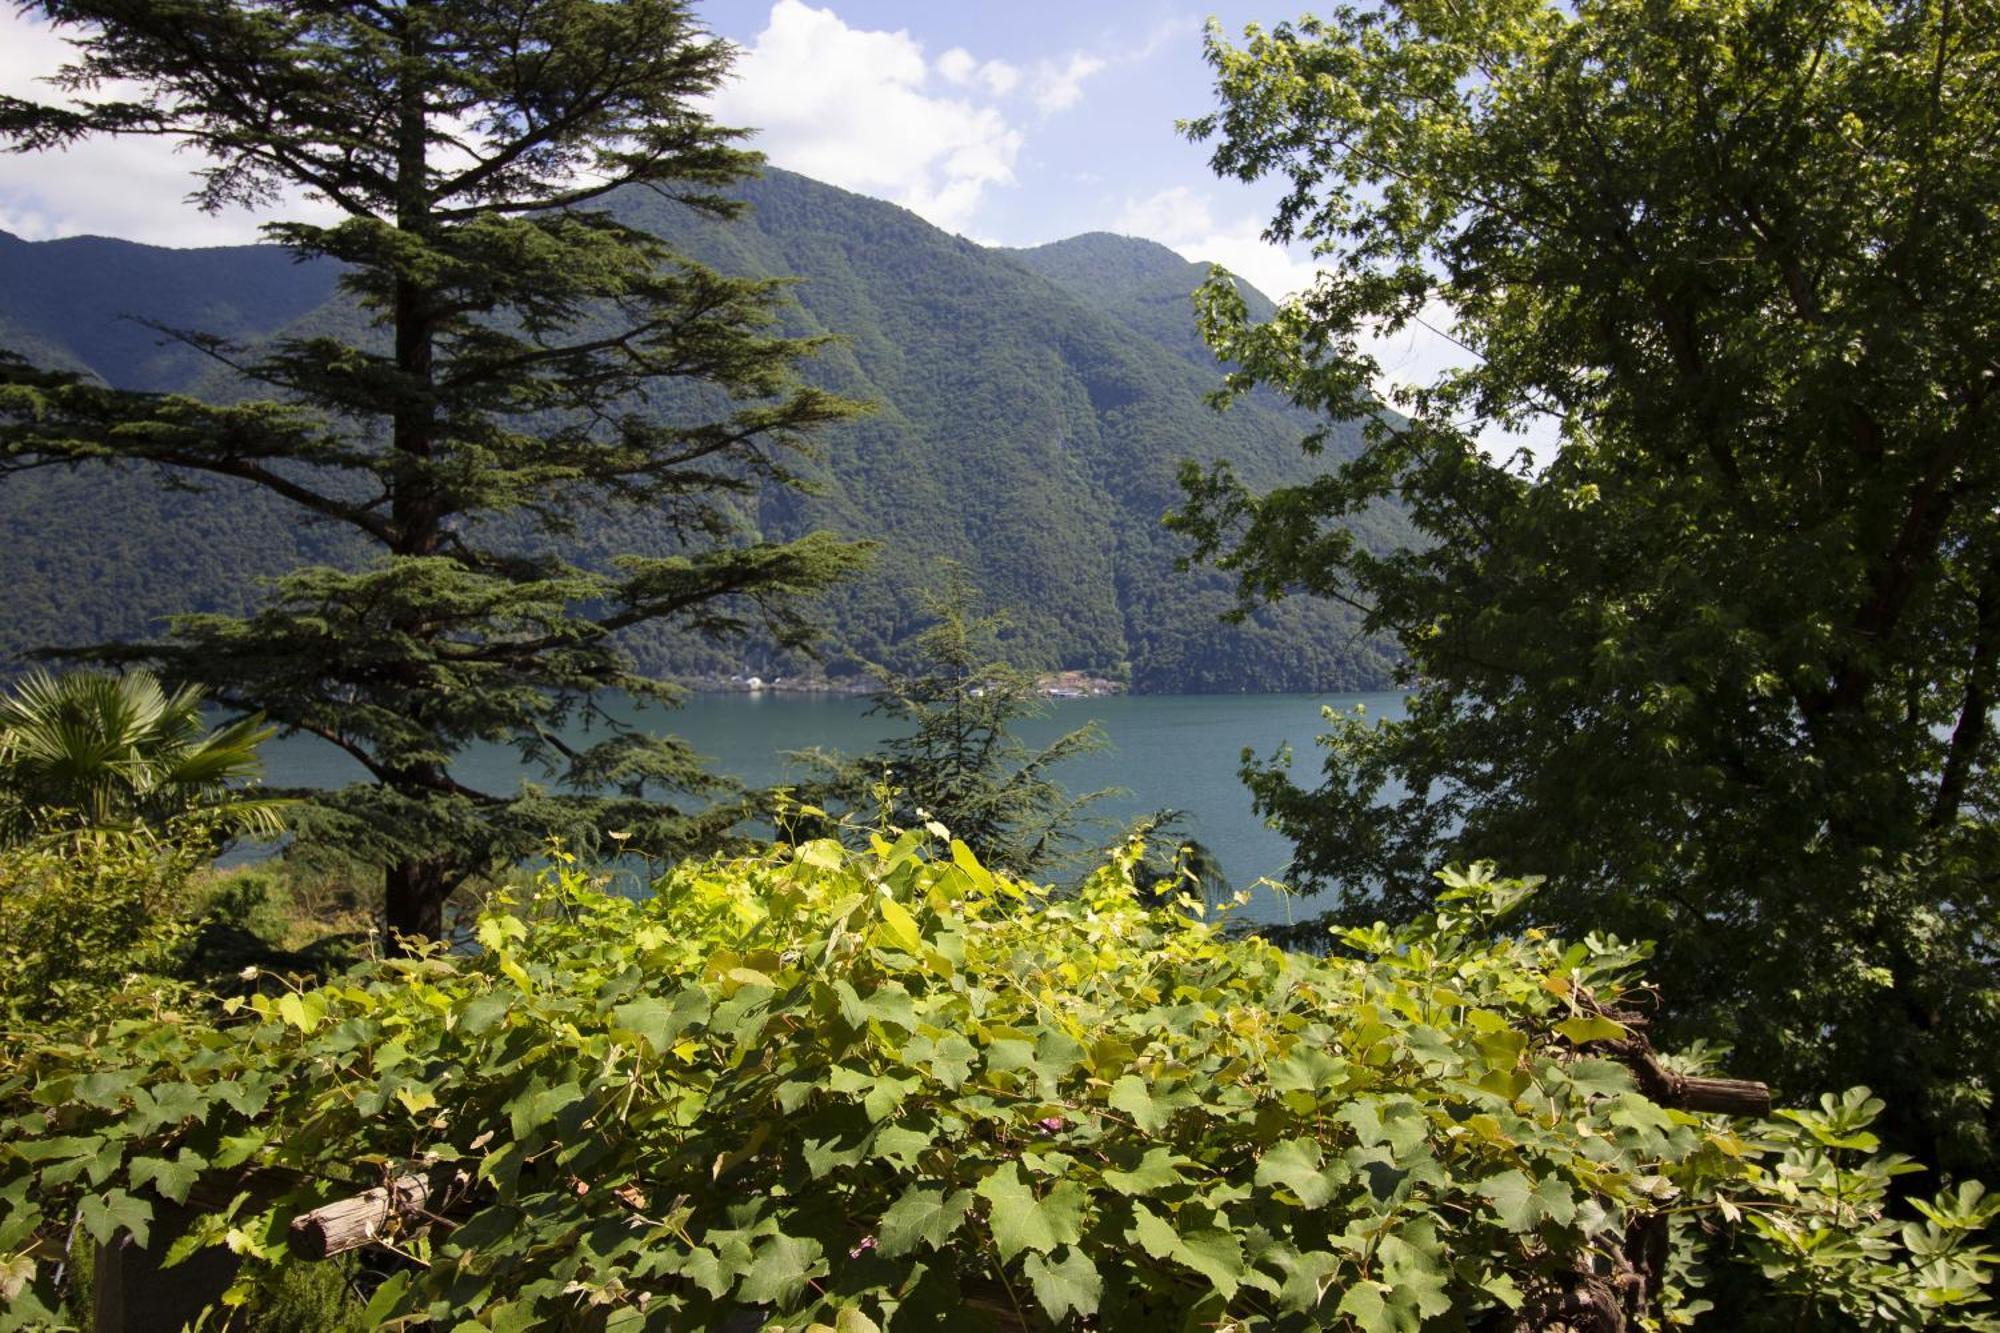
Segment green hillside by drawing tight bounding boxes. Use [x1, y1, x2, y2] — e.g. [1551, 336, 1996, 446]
[0, 170, 1403, 692]
[1006, 230, 1280, 371]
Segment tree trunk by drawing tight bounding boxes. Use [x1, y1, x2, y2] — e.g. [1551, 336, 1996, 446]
[384, 858, 451, 945]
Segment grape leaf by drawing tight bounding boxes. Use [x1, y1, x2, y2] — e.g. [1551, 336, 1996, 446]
[736, 1232, 825, 1306]
[1024, 1246, 1102, 1322]
[977, 1162, 1084, 1261]
[128, 1148, 204, 1206]
[879, 1184, 974, 1257]
[1103, 1146, 1182, 1196]
[1255, 1137, 1336, 1208]
[79, 1189, 151, 1248]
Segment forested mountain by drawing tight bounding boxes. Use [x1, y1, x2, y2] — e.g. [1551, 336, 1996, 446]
[1007, 230, 1281, 371]
[0, 169, 1403, 692]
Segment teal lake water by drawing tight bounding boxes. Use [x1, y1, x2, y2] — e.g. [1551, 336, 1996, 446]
[256, 691, 1408, 924]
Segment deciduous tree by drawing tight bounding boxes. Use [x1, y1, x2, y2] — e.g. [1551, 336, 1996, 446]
[1174, 0, 2000, 1169]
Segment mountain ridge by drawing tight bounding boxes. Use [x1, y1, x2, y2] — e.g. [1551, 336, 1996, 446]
[0, 168, 1403, 692]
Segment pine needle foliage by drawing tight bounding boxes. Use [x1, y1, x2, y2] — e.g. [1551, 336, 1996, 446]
[0, 0, 871, 939]
[855, 571, 1107, 877]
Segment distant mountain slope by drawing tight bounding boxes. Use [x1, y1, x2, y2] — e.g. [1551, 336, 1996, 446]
[0, 169, 1403, 692]
[1006, 231, 1279, 372]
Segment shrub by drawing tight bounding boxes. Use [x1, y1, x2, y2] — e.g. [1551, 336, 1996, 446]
[1, 841, 1991, 1329]
[0, 827, 202, 1027]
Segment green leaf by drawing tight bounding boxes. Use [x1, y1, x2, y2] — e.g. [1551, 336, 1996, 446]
[1478, 1169, 1537, 1232]
[13, 1134, 100, 1164]
[1102, 1146, 1182, 1196]
[1337, 1096, 1428, 1159]
[1176, 1226, 1246, 1300]
[1129, 1202, 1180, 1261]
[878, 1184, 974, 1257]
[926, 1034, 976, 1089]
[737, 1232, 825, 1306]
[1125, 1204, 1243, 1300]
[1337, 1281, 1394, 1333]
[212, 1129, 268, 1169]
[877, 897, 923, 954]
[1109, 1074, 1167, 1133]
[1023, 1246, 1101, 1322]
[1555, 1015, 1628, 1046]
[1272, 1247, 1343, 1314]
[611, 989, 709, 1055]
[128, 1149, 204, 1205]
[870, 1123, 933, 1168]
[1255, 1137, 1336, 1208]
[809, 1307, 882, 1333]
[361, 1271, 411, 1325]
[1380, 1221, 1451, 1319]
[1531, 1174, 1576, 1227]
[977, 1162, 1084, 1261]
[79, 1190, 151, 1249]
[275, 991, 321, 1033]
[457, 992, 511, 1036]
[1564, 1058, 1635, 1099]
[1609, 1092, 1678, 1137]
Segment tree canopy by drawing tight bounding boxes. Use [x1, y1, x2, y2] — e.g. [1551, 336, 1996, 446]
[1171, 0, 2000, 1173]
[0, 0, 871, 938]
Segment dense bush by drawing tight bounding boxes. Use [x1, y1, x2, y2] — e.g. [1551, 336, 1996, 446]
[0, 827, 202, 1027]
[2, 840, 1992, 1329]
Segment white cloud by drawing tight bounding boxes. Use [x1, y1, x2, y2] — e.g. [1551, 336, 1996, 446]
[710, 1, 1023, 235]
[1115, 186, 1473, 397]
[1114, 185, 1562, 465]
[1113, 186, 1318, 302]
[0, 13, 338, 246]
[936, 46, 1019, 98]
[1028, 52, 1107, 115]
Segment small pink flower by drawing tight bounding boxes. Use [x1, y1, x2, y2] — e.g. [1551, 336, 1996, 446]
[849, 1235, 878, 1258]
[1039, 1116, 1066, 1133]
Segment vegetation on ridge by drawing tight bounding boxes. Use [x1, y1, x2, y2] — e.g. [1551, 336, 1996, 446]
[0, 178, 1411, 696]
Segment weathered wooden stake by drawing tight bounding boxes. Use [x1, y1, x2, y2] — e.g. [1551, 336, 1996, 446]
[288, 1174, 431, 1260]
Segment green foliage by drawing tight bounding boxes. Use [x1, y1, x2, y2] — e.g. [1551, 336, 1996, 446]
[1171, 0, 2000, 1171]
[0, 668, 284, 846]
[2, 846, 1990, 1329]
[0, 173, 1411, 698]
[0, 0, 873, 940]
[0, 826, 200, 1026]
[245, 1259, 374, 1333]
[805, 572, 1109, 876]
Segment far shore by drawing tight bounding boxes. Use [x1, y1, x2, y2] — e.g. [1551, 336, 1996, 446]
[681, 668, 1128, 699]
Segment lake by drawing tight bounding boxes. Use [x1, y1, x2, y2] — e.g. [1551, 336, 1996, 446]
[255, 690, 1409, 925]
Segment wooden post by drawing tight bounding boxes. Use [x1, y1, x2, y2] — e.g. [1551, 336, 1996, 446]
[1673, 1075, 1772, 1118]
[288, 1174, 431, 1260]
[93, 1203, 240, 1333]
